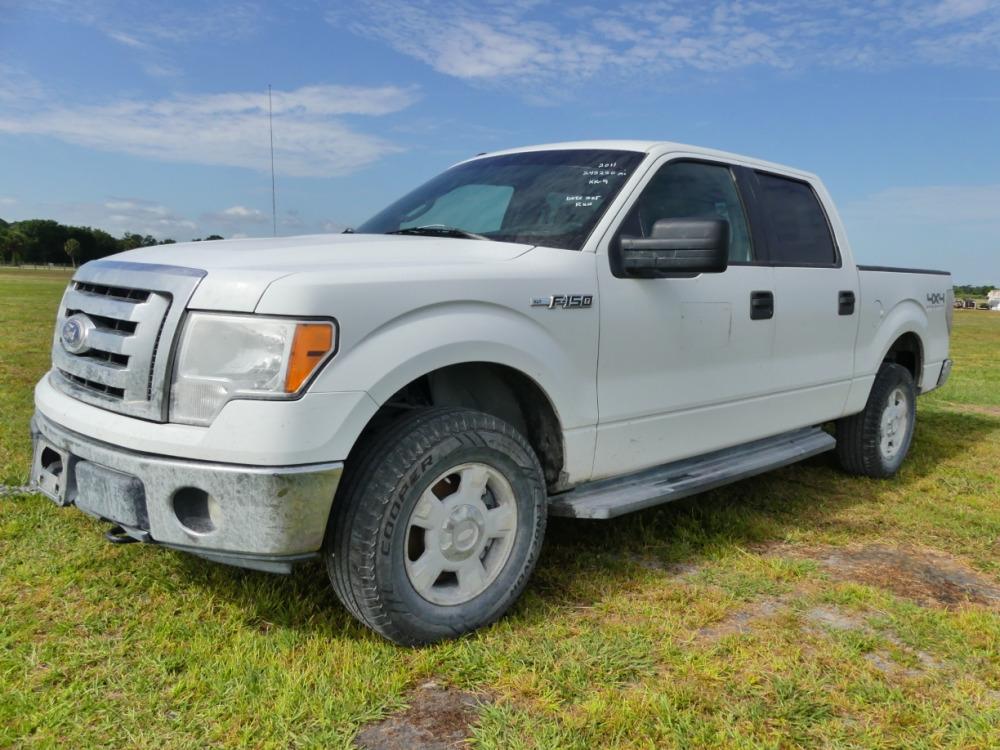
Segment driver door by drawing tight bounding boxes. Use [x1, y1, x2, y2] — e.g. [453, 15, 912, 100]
[593, 158, 777, 479]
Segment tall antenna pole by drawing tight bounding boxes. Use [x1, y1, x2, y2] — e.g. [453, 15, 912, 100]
[268, 84, 277, 237]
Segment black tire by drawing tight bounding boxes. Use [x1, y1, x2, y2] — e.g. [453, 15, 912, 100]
[835, 362, 917, 478]
[325, 406, 547, 645]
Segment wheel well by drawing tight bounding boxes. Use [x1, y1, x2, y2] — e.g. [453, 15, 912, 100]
[883, 332, 923, 386]
[358, 363, 565, 490]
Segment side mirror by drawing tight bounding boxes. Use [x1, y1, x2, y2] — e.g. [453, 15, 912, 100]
[617, 218, 729, 278]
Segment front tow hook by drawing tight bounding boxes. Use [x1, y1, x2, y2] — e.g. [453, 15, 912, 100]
[104, 524, 140, 544]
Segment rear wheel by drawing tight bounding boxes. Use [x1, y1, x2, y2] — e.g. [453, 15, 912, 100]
[325, 407, 546, 645]
[835, 362, 917, 478]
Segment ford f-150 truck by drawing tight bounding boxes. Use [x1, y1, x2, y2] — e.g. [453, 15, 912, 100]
[30, 141, 953, 644]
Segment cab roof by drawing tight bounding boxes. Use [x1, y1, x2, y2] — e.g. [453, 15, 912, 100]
[464, 140, 817, 182]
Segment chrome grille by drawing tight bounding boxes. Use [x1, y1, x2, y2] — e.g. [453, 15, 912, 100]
[58, 370, 126, 399]
[73, 281, 151, 302]
[50, 260, 205, 421]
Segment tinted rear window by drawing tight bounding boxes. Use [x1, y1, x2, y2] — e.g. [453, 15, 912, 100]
[755, 173, 837, 265]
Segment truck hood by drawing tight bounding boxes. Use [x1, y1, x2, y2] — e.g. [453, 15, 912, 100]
[108, 233, 535, 311]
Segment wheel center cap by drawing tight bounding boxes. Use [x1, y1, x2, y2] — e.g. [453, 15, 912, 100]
[440, 504, 485, 560]
[454, 522, 478, 551]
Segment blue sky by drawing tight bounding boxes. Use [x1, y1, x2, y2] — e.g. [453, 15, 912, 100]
[0, 0, 998, 283]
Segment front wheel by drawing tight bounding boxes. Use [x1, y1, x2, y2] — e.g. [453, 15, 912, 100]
[325, 407, 547, 645]
[835, 362, 917, 478]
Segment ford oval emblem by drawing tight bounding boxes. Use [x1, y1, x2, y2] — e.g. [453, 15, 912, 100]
[60, 313, 96, 355]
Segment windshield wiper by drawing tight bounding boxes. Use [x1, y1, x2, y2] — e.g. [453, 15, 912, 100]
[386, 225, 488, 241]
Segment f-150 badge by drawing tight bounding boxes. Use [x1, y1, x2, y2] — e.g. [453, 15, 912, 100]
[531, 294, 594, 309]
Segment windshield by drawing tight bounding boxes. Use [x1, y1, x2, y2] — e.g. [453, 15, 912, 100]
[355, 149, 646, 251]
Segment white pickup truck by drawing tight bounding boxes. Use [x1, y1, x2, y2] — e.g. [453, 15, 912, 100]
[31, 141, 953, 644]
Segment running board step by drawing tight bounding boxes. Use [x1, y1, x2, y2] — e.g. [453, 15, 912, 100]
[549, 427, 835, 520]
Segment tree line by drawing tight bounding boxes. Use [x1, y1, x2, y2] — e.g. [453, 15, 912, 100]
[953, 285, 997, 298]
[0, 218, 223, 267]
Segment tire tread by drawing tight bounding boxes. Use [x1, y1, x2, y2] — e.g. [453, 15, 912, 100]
[325, 406, 545, 645]
[835, 362, 915, 478]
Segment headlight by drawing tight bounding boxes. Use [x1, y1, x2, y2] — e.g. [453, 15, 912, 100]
[170, 313, 337, 426]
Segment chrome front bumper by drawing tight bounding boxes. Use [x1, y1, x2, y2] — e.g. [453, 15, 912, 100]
[30, 411, 343, 573]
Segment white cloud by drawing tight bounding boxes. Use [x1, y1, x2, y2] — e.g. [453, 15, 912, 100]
[339, 1, 613, 85]
[921, 0, 995, 25]
[105, 30, 146, 49]
[0, 63, 46, 103]
[140, 60, 182, 79]
[14, 1, 266, 82]
[200, 205, 340, 238]
[56, 197, 200, 238]
[0, 84, 419, 177]
[104, 198, 196, 234]
[201, 205, 270, 229]
[337, 0, 1000, 91]
[222, 205, 266, 219]
[35, 197, 281, 241]
[20, 0, 264, 45]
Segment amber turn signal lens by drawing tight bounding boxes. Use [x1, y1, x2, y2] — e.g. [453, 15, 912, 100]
[284, 323, 334, 393]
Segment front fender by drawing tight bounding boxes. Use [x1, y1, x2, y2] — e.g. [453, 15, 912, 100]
[306, 301, 600, 483]
[310, 300, 593, 431]
[253, 246, 601, 478]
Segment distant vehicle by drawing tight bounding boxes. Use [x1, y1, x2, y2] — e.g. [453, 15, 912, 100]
[30, 141, 953, 644]
[988, 290, 1000, 311]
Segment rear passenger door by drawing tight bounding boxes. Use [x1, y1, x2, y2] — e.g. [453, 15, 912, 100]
[746, 170, 859, 427]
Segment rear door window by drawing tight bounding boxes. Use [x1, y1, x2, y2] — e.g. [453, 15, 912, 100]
[754, 173, 837, 265]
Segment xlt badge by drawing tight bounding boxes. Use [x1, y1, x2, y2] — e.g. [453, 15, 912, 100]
[531, 294, 594, 309]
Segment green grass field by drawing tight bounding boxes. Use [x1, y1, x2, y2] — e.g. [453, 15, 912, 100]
[1, 267, 998, 749]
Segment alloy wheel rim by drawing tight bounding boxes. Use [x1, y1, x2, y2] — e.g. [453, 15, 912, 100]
[404, 462, 518, 606]
[879, 386, 910, 460]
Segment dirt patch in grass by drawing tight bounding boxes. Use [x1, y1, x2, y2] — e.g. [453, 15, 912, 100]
[355, 682, 488, 750]
[625, 554, 702, 577]
[802, 604, 944, 678]
[934, 401, 1000, 418]
[863, 650, 917, 678]
[697, 595, 788, 641]
[865, 646, 942, 679]
[700, 592, 953, 681]
[803, 605, 866, 632]
[805, 544, 1000, 608]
